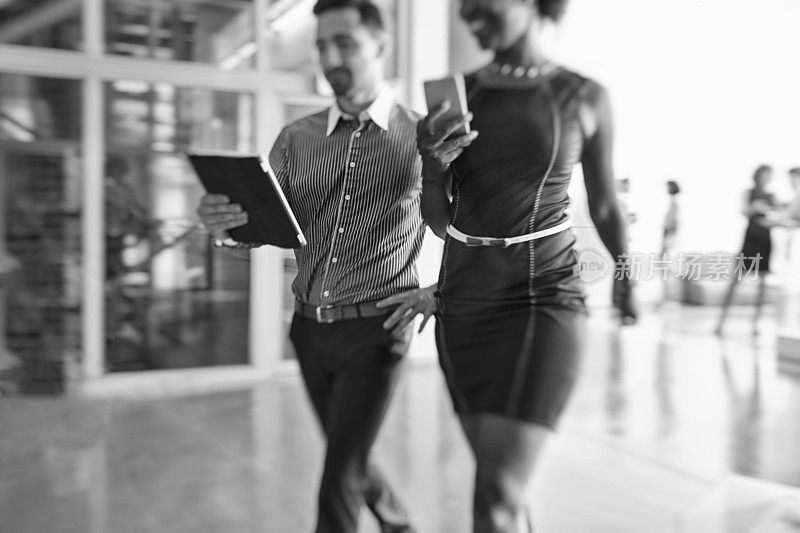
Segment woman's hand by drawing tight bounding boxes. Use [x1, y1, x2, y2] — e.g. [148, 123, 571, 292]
[750, 199, 773, 216]
[377, 284, 439, 334]
[416, 101, 478, 179]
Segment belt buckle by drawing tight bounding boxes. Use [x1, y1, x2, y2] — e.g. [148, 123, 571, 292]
[315, 305, 337, 324]
[465, 236, 510, 248]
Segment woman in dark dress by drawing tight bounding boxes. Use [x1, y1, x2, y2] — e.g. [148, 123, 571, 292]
[715, 164, 778, 337]
[415, 0, 635, 530]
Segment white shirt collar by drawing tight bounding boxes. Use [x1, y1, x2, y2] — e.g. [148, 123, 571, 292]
[326, 85, 394, 136]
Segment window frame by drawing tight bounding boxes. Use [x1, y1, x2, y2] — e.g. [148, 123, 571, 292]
[0, 0, 411, 392]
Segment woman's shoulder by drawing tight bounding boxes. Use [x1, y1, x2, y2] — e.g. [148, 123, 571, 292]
[554, 65, 591, 84]
[552, 67, 607, 105]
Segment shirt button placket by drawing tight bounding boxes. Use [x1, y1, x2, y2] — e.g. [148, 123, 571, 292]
[323, 125, 361, 303]
[340, 126, 360, 255]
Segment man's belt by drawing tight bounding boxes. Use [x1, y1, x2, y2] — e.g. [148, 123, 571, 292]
[446, 218, 572, 248]
[295, 300, 389, 324]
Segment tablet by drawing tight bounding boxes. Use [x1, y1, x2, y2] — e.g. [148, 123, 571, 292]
[423, 73, 470, 139]
[187, 151, 307, 249]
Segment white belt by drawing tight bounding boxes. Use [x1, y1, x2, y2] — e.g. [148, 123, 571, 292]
[446, 218, 573, 248]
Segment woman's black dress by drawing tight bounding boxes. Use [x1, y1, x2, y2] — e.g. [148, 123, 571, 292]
[435, 67, 594, 429]
[740, 188, 776, 273]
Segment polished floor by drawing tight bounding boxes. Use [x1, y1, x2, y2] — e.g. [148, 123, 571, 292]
[2, 305, 800, 532]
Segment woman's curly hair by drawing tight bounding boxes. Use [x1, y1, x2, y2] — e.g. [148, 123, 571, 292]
[536, 0, 569, 22]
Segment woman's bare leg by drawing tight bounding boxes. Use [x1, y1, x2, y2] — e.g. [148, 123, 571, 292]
[461, 413, 550, 533]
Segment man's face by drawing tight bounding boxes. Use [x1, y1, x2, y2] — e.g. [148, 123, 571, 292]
[316, 8, 385, 97]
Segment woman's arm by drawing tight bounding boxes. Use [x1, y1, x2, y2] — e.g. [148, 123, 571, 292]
[417, 101, 478, 240]
[741, 191, 754, 217]
[580, 82, 628, 263]
[664, 201, 679, 234]
[579, 81, 637, 322]
[421, 167, 453, 240]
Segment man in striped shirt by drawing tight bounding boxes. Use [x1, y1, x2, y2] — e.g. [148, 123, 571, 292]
[197, 1, 435, 532]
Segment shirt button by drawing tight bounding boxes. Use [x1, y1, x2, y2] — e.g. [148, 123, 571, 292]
[331, 257, 338, 263]
[338, 228, 344, 234]
[349, 162, 356, 168]
[323, 290, 330, 297]
[355, 132, 361, 138]
[344, 194, 351, 201]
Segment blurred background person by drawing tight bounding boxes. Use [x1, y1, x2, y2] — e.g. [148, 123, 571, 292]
[787, 168, 800, 220]
[660, 179, 681, 259]
[777, 167, 800, 318]
[659, 179, 681, 305]
[616, 177, 637, 230]
[784, 167, 800, 260]
[715, 164, 779, 337]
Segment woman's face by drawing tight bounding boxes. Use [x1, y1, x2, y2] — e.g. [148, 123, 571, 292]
[459, 0, 537, 52]
[755, 169, 773, 188]
[667, 182, 679, 196]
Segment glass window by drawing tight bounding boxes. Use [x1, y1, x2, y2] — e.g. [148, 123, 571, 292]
[0, 74, 82, 394]
[106, 0, 256, 69]
[104, 80, 255, 372]
[0, 0, 82, 50]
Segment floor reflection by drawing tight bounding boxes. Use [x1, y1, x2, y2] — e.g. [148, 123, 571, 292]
[719, 339, 765, 479]
[654, 331, 676, 438]
[2, 306, 800, 532]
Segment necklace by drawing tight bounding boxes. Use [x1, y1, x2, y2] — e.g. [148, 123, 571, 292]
[488, 62, 556, 79]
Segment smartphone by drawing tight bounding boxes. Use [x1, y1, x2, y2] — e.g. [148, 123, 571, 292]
[423, 73, 470, 139]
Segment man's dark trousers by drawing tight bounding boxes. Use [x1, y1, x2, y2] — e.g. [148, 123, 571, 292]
[290, 312, 414, 533]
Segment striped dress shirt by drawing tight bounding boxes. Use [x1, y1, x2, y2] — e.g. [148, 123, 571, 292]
[269, 88, 425, 307]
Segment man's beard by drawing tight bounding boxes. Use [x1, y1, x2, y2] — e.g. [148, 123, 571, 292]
[325, 67, 353, 96]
